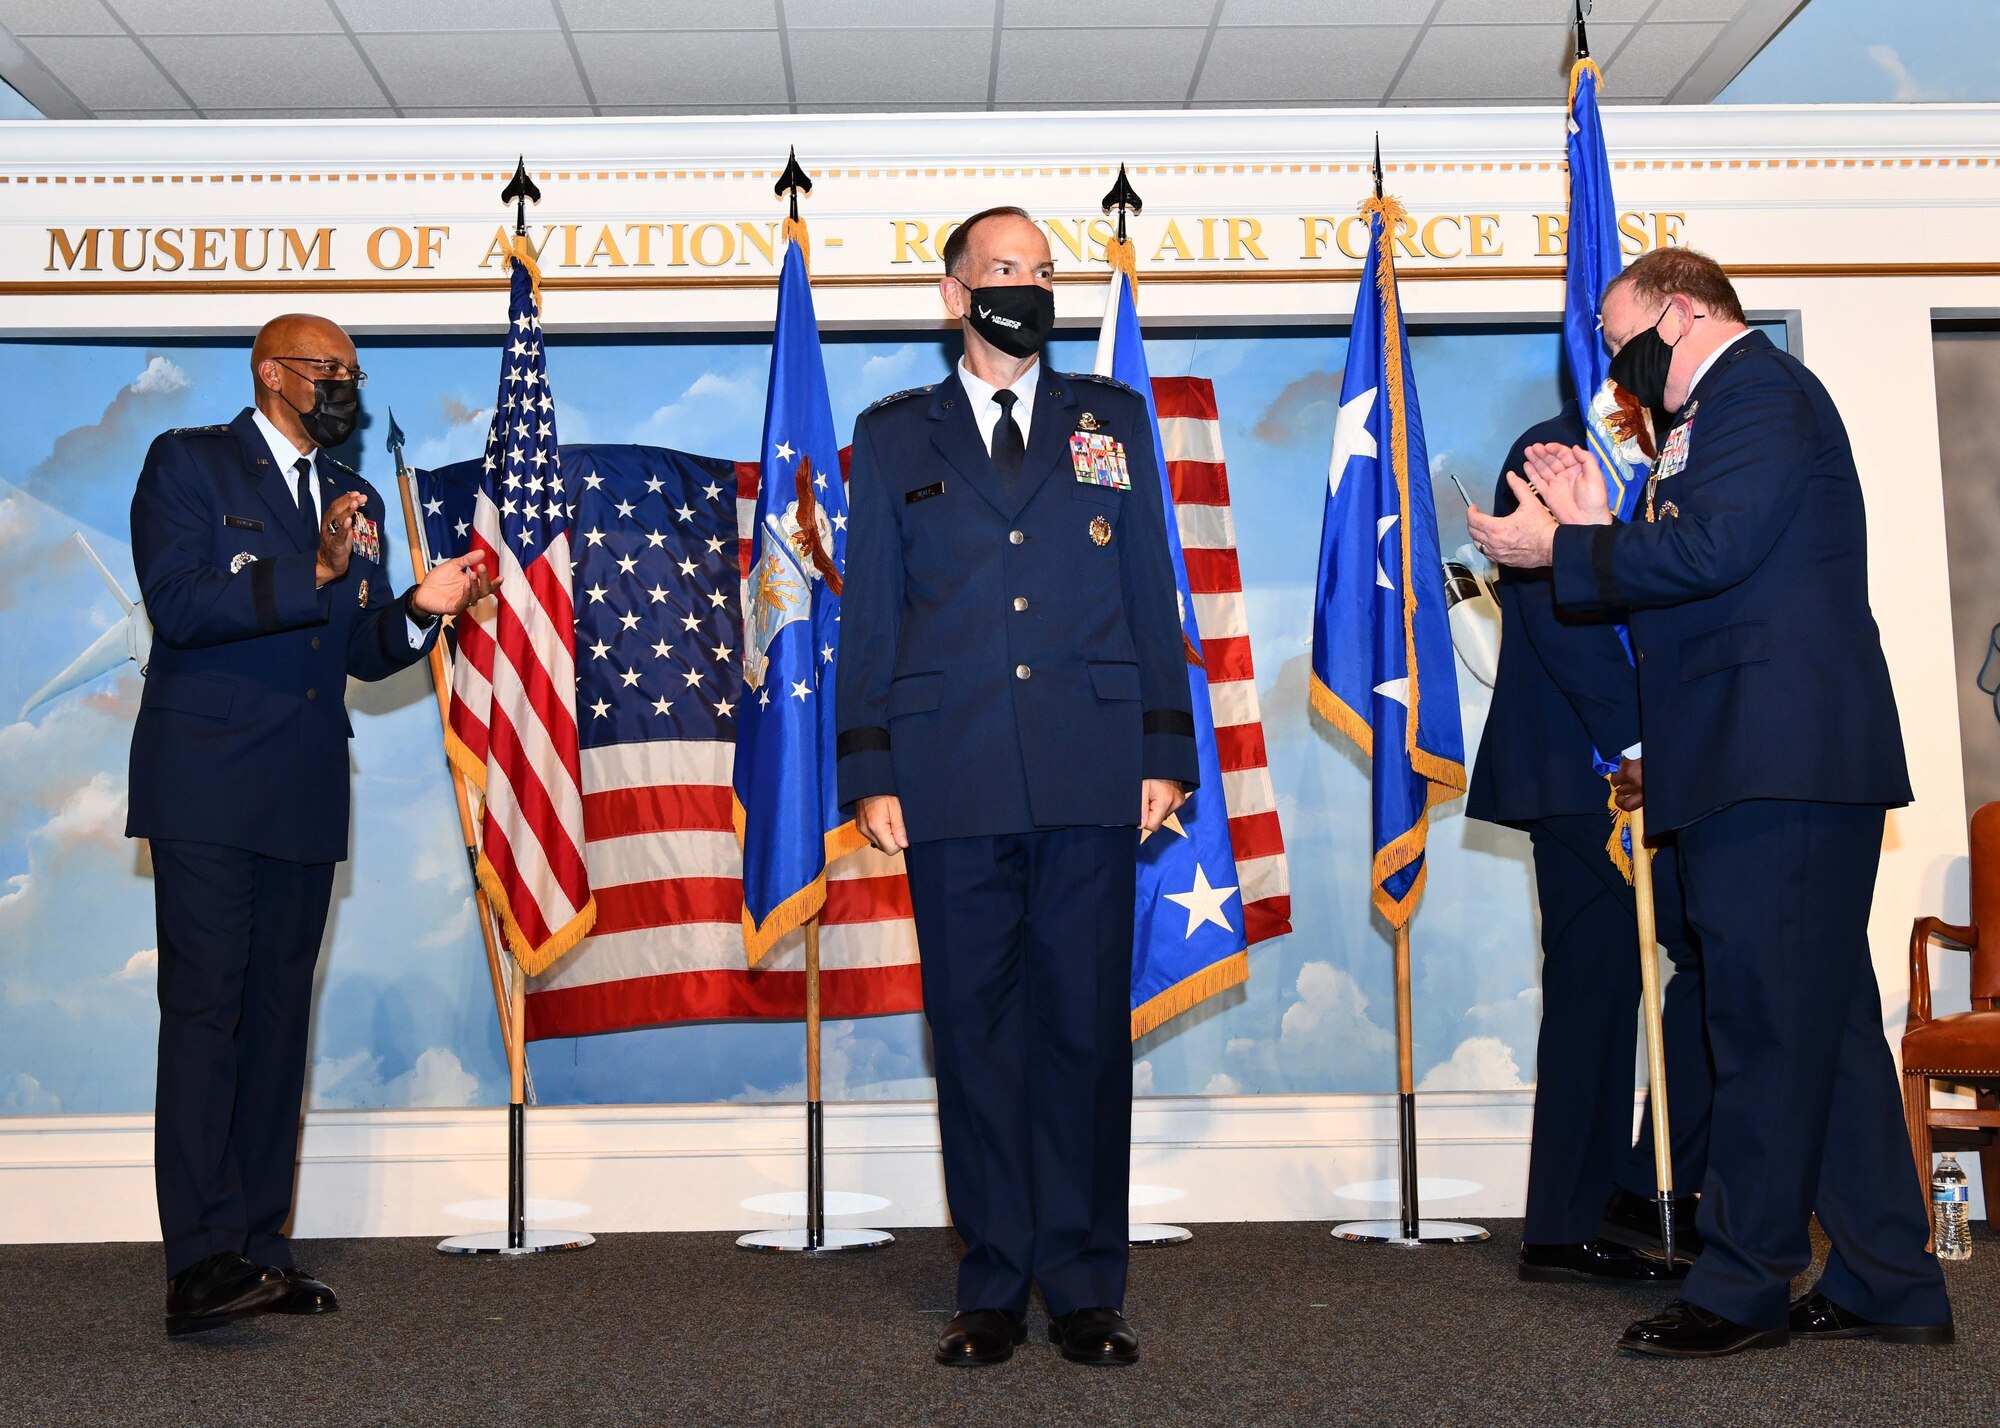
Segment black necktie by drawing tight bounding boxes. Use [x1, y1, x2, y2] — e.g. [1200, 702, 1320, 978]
[990, 388, 1023, 493]
[294, 456, 318, 547]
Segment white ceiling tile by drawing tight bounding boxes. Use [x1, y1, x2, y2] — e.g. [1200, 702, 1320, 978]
[573, 29, 786, 105]
[1220, 0, 1436, 22]
[21, 34, 182, 106]
[1431, 0, 1660, 20]
[0, 0, 119, 34]
[557, 0, 775, 28]
[783, 0, 993, 26]
[1602, 19, 1725, 95]
[331, 0, 560, 31]
[1393, 23, 1575, 100]
[143, 33, 385, 107]
[790, 28, 990, 104]
[1645, 0, 1751, 19]
[1006, 0, 1215, 25]
[92, 107, 201, 116]
[360, 30, 586, 106]
[399, 103, 598, 114]
[1196, 24, 1416, 102]
[200, 105, 398, 116]
[107, 0, 339, 33]
[594, 102, 789, 114]
[796, 101, 990, 112]
[996, 26, 1208, 103]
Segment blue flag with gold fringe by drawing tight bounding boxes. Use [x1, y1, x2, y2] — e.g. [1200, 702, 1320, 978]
[733, 235, 863, 962]
[1095, 263, 1248, 1038]
[1565, 55, 1646, 525]
[1309, 194, 1466, 928]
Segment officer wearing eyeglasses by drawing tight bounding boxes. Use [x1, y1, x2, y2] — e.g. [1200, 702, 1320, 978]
[126, 313, 492, 1337]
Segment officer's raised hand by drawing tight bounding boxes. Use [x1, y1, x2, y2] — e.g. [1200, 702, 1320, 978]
[413, 550, 494, 616]
[1141, 778, 1186, 835]
[315, 490, 366, 587]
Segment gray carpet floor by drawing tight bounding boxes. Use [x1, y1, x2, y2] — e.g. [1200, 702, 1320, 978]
[0, 1221, 1989, 1428]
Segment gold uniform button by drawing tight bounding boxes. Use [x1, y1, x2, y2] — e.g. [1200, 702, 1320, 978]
[1008, 529, 1025, 545]
[1012, 597, 1029, 612]
[310, 636, 322, 650]
[306, 688, 318, 701]
[1015, 664, 1032, 680]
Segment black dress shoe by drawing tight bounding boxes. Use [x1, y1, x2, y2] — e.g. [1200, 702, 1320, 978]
[165, 1252, 288, 1338]
[1518, 1240, 1687, 1284]
[1599, 1186, 1704, 1260]
[1618, 1298, 1789, 1358]
[1048, 1307, 1139, 1366]
[935, 1309, 1026, 1367]
[267, 1268, 339, 1315]
[1789, 1291, 1953, 1345]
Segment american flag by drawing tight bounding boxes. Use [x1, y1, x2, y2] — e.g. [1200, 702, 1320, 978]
[421, 382, 1286, 1038]
[443, 247, 595, 975]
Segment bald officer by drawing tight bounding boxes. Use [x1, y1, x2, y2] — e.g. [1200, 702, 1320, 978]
[129, 315, 490, 1337]
[836, 207, 1195, 1368]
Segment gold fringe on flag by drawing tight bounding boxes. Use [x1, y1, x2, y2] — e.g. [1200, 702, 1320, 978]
[733, 795, 872, 966]
[475, 844, 596, 978]
[1605, 783, 1636, 885]
[783, 215, 811, 275]
[1130, 949, 1248, 1041]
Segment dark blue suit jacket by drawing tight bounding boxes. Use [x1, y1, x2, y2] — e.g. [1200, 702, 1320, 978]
[835, 366, 1197, 843]
[1551, 331, 1911, 833]
[1466, 407, 1640, 827]
[126, 407, 435, 864]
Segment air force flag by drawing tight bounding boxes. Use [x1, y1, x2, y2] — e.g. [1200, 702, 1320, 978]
[1095, 265, 1247, 1037]
[1309, 195, 1466, 928]
[734, 236, 864, 962]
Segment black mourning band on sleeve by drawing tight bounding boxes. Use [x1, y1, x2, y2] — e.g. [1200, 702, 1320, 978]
[1589, 524, 1620, 605]
[250, 560, 278, 633]
[837, 727, 891, 758]
[1143, 709, 1196, 739]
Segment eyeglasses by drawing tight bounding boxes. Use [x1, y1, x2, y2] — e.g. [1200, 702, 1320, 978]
[273, 356, 368, 388]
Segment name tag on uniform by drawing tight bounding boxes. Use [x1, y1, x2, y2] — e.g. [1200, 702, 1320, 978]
[351, 511, 382, 563]
[223, 514, 263, 531]
[1070, 432, 1130, 490]
[905, 481, 945, 505]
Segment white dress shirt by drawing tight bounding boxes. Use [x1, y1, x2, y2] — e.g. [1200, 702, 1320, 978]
[251, 405, 425, 646]
[957, 356, 1040, 454]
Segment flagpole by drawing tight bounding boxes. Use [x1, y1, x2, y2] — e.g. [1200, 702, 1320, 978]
[734, 150, 889, 1255]
[1629, 806, 1679, 1263]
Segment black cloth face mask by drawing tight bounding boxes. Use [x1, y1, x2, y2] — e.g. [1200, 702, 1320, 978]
[954, 278, 1055, 359]
[1608, 302, 1681, 429]
[282, 369, 360, 448]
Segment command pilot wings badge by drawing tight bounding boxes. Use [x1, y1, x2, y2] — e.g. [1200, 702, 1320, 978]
[744, 456, 839, 691]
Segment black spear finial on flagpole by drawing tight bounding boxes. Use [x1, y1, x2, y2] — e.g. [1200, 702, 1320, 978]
[1372, 133, 1384, 200]
[1575, 0, 1591, 59]
[774, 145, 813, 222]
[1101, 162, 1143, 245]
[501, 156, 541, 238]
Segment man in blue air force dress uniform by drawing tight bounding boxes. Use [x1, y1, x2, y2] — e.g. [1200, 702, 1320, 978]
[836, 208, 1195, 1368]
[1466, 404, 1712, 1286]
[1470, 249, 1952, 1358]
[127, 314, 490, 1338]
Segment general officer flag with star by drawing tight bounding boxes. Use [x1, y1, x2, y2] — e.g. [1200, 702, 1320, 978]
[1094, 262, 1247, 1037]
[734, 228, 865, 963]
[1310, 193, 1466, 928]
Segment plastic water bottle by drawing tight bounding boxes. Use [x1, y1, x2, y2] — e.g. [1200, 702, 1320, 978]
[1932, 1155, 1972, 1262]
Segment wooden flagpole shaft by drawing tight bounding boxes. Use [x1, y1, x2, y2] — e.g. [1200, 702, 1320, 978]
[804, 916, 824, 1251]
[394, 469, 513, 1045]
[1629, 805, 1678, 1263]
[1393, 921, 1420, 1241]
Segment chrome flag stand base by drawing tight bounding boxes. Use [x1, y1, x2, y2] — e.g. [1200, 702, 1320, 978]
[439, 1229, 597, 1255]
[1129, 1224, 1194, 1246]
[737, 1227, 894, 1253]
[1331, 1219, 1487, 1246]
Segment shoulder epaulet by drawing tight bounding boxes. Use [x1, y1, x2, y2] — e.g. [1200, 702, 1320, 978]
[1071, 371, 1138, 396]
[322, 454, 359, 480]
[863, 384, 934, 414]
[166, 423, 231, 437]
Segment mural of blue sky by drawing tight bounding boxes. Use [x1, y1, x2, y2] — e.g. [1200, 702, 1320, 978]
[0, 316, 1592, 1114]
[1718, 0, 2000, 104]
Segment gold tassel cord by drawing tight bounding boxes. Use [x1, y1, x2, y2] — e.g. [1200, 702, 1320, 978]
[1104, 234, 1138, 291]
[783, 215, 811, 275]
[507, 232, 544, 311]
[1605, 783, 1636, 885]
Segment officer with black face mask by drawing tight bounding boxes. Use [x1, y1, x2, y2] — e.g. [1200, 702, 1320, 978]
[837, 208, 1195, 1370]
[127, 313, 491, 1338]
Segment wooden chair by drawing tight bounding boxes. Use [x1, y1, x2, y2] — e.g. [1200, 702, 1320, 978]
[1904, 801, 2000, 1238]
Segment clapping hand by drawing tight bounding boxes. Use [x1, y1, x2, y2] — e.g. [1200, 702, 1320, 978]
[412, 550, 494, 616]
[1464, 442, 1614, 570]
[315, 491, 367, 586]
